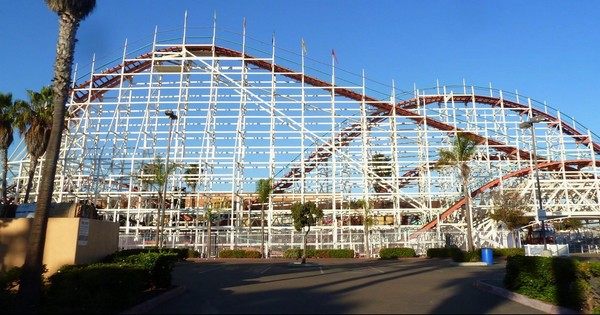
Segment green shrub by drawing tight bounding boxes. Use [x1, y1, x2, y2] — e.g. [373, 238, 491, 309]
[426, 247, 462, 258]
[120, 252, 178, 288]
[0, 266, 22, 311]
[43, 263, 149, 314]
[283, 248, 354, 258]
[218, 249, 262, 258]
[379, 247, 416, 259]
[38, 249, 180, 313]
[578, 261, 600, 312]
[103, 247, 190, 263]
[0, 266, 22, 293]
[426, 247, 524, 261]
[284, 248, 303, 259]
[492, 247, 525, 257]
[313, 249, 330, 258]
[427, 247, 494, 262]
[504, 255, 590, 311]
[327, 249, 355, 258]
[187, 249, 201, 258]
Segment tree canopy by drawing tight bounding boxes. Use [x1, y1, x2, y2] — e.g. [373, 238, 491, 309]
[291, 201, 323, 233]
[290, 201, 324, 263]
[369, 152, 392, 193]
[488, 189, 531, 230]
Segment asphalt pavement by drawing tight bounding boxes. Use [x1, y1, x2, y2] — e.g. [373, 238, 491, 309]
[123, 256, 582, 314]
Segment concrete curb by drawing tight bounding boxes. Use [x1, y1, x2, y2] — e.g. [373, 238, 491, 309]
[450, 261, 489, 266]
[120, 285, 187, 314]
[474, 280, 582, 314]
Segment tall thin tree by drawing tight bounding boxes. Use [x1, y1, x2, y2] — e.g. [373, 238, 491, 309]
[256, 178, 273, 258]
[17, 1, 96, 312]
[290, 201, 323, 264]
[488, 188, 531, 246]
[0, 92, 17, 215]
[434, 131, 479, 252]
[184, 163, 200, 207]
[351, 199, 372, 257]
[139, 156, 179, 247]
[13, 87, 54, 204]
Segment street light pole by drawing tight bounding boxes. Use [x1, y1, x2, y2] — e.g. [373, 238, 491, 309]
[158, 109, 177, 248]
[519, 115, 550, 255]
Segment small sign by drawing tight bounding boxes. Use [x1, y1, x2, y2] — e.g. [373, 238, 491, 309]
[15, 204, 36, 218]
[77, 219, 90, 246]
[537, 208, 547, 221]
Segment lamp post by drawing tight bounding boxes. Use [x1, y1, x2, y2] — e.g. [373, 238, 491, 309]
[157, 109, 177, 248]
[519, 115, 551, 256]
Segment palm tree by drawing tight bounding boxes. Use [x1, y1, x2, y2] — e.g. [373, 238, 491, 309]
[290, 201, 323, 264]
[350, 199, 372, 257]
[13, 87, 54, 204]
[557, 218, 583, 231]
[139, 156, 179, 247]
[201, 199, 216, 258]
[256, 178, 273, 258]
[184, 163, 200, 207]
[17, 1, 96, 311]
[369, 152, 392, 193]
[0, 92, 17, 214]
[434, 131, 479, 252]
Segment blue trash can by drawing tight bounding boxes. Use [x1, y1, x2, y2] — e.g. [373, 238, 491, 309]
[481, 248, 493, 265]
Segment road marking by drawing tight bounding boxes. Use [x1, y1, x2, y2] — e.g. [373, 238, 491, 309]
[260, 265, 272, 274]
[196, 267, 224, 274]
[368, 266, 385, 273]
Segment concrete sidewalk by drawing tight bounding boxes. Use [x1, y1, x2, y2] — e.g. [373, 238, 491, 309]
[124, 257, 580, 314]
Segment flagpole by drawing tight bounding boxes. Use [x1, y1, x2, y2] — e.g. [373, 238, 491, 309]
[331, 49, 336, 85]
[299, 38, 306, 203]
[242, 17, 246, 49]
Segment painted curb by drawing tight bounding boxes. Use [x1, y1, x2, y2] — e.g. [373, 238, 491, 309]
[451, 261, 490, 266]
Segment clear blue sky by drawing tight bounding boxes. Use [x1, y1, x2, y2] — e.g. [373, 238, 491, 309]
[1, 1, 599, 133]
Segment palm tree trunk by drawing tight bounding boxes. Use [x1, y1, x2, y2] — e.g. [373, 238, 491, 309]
[191, 186, 196, 207]
[1, 148, 8, 216]
[1, 149, 6, 201]
[462, 173, 474, 252]
[207, 214, 212, 258]
[23, 157, 39, 204]
[17, 12, 79, 312]
[260, 204, 265, 258]
[364, 208, 370, 258]
[155, 190, 163, 247]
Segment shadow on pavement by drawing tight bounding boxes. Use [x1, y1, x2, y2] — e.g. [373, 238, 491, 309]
[140, 258, 547, 314]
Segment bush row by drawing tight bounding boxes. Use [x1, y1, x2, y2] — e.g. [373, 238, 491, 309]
[378, 247, 416, 259]
[505, 255, 600, 313]
[0, 248, 184, 314]
[102, 246, 199, 262]
[283, 248, 355, 258]
[219, 249, 262, 258]
[40, 250, 182, 313]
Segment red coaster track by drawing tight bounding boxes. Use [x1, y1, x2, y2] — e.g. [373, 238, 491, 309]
[409, 159, 600, 239]
[66, 44, 599, 194]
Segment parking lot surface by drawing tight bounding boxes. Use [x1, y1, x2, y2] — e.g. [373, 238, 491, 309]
[140, 257, 550, 314]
